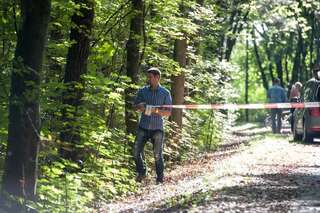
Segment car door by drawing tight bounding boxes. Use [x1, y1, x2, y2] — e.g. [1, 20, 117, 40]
[294, 81, 312, 133]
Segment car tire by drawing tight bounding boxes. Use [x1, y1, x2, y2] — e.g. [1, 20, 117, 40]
[293, 120, 302, 141]
[303, 120, 313, 143]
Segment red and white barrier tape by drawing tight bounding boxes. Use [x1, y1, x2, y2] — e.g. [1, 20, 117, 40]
[149, 102, 320, 110]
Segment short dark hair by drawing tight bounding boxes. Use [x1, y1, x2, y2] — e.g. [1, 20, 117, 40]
[273, 78, 280, 84]
[146, 67, 161, 77]
[313, 64, 320, 72]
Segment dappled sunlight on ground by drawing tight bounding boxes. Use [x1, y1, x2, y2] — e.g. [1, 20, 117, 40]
[103, 124, 320, 212]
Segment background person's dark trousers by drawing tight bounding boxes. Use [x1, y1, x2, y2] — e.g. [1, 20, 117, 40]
[271, 109, 282, 133]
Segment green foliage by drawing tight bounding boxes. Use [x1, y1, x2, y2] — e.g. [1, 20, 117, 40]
[231, 39, 270, 122]
[36, 70, 137, 211]
[230, 0, 320, 122]
[0, 1, 15, 167]
[3, 0, 318, 211]
[184, 60, 239, 151]
[0, 0, 248, 211]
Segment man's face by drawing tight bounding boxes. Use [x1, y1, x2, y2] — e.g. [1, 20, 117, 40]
[296, 84, 301, 90]
[147, 73, 160, 87]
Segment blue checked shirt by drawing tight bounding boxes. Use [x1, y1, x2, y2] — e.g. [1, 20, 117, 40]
[267, 85, 287, 103]
[134, 85, 172, 130]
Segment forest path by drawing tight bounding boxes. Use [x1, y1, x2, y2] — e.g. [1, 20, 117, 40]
[103, 123, 320, 212]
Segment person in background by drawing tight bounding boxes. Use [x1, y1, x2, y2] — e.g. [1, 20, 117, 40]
[134, 67, 172, 184]
[312, 64, 320, 80]
[267, 78, 287, 133]
[289, 81, 302, 131]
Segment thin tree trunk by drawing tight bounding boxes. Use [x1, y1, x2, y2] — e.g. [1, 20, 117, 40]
[224, 10, 249, 61]
[285, 53, 289, 83]
[285, 34, 294, 84]
[222, 6, 236, 61]
[2, 0, 50, 199]
[125, 0, 143, 135]
[218, 36, 224, 61]
[245, 34, 249, 122]
[171, 39, 187, 129]
[59, 0, 94, 161]
[274, 53, 283, 86]
[301, 38, 307, 82]
[194, 0, 204, 56]
[309, 13, 315, 74]
[292, 31, 303, 84]
[265, 46, 274, 83]
[252, 30, 268, 91]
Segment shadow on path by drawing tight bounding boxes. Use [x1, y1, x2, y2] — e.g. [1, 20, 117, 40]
[149, 171, 320, 212]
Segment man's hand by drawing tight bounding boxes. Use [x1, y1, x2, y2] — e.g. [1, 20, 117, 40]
[151, 108, 171, 117]
[151, 107, 158, 115]
[136, 103, 145, 112]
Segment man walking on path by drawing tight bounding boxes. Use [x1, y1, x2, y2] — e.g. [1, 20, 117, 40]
[134, 67, 172, 184]
[267, 78, 287, 133]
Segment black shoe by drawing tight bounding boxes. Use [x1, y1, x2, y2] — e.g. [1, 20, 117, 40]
[156, 177, 164, 184]
[135, 174, 146, 182]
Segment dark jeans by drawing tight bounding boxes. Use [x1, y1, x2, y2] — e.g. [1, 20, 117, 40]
[134, 128, 164, 179]
[271, 109, 282, 133]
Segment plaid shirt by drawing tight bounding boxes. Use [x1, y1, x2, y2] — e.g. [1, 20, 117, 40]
[134, 85, 172, 130]
[267, 85, 287, 103]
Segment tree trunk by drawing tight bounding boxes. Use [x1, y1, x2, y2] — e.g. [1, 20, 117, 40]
[301, 38, 307, 82]
[59, 0, 94, 161]
[264, 44, 274, 83]
[274, 53, 283, 86]
[2, 0, 50, 199]
[125, 0, 143, 135]
[285, 34, 294, 84]
[224, 10, 249, 61]
[171, 39, 187, 129]
[245, 34, 249, 122]
[309, 13, 315, 74]
[218, 36, 224, 61]
[285, 53, 289, 83]
[194, 0, 204, 56]
[222, 7, 236, 61]
[291, 32, 303, 84]
[252, 30, 268, 91]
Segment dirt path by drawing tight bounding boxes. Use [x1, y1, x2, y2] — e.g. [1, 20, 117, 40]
[103, 124, 320, 212]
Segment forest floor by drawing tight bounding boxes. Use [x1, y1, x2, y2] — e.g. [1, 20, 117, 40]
[103, 123, 320, 212]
